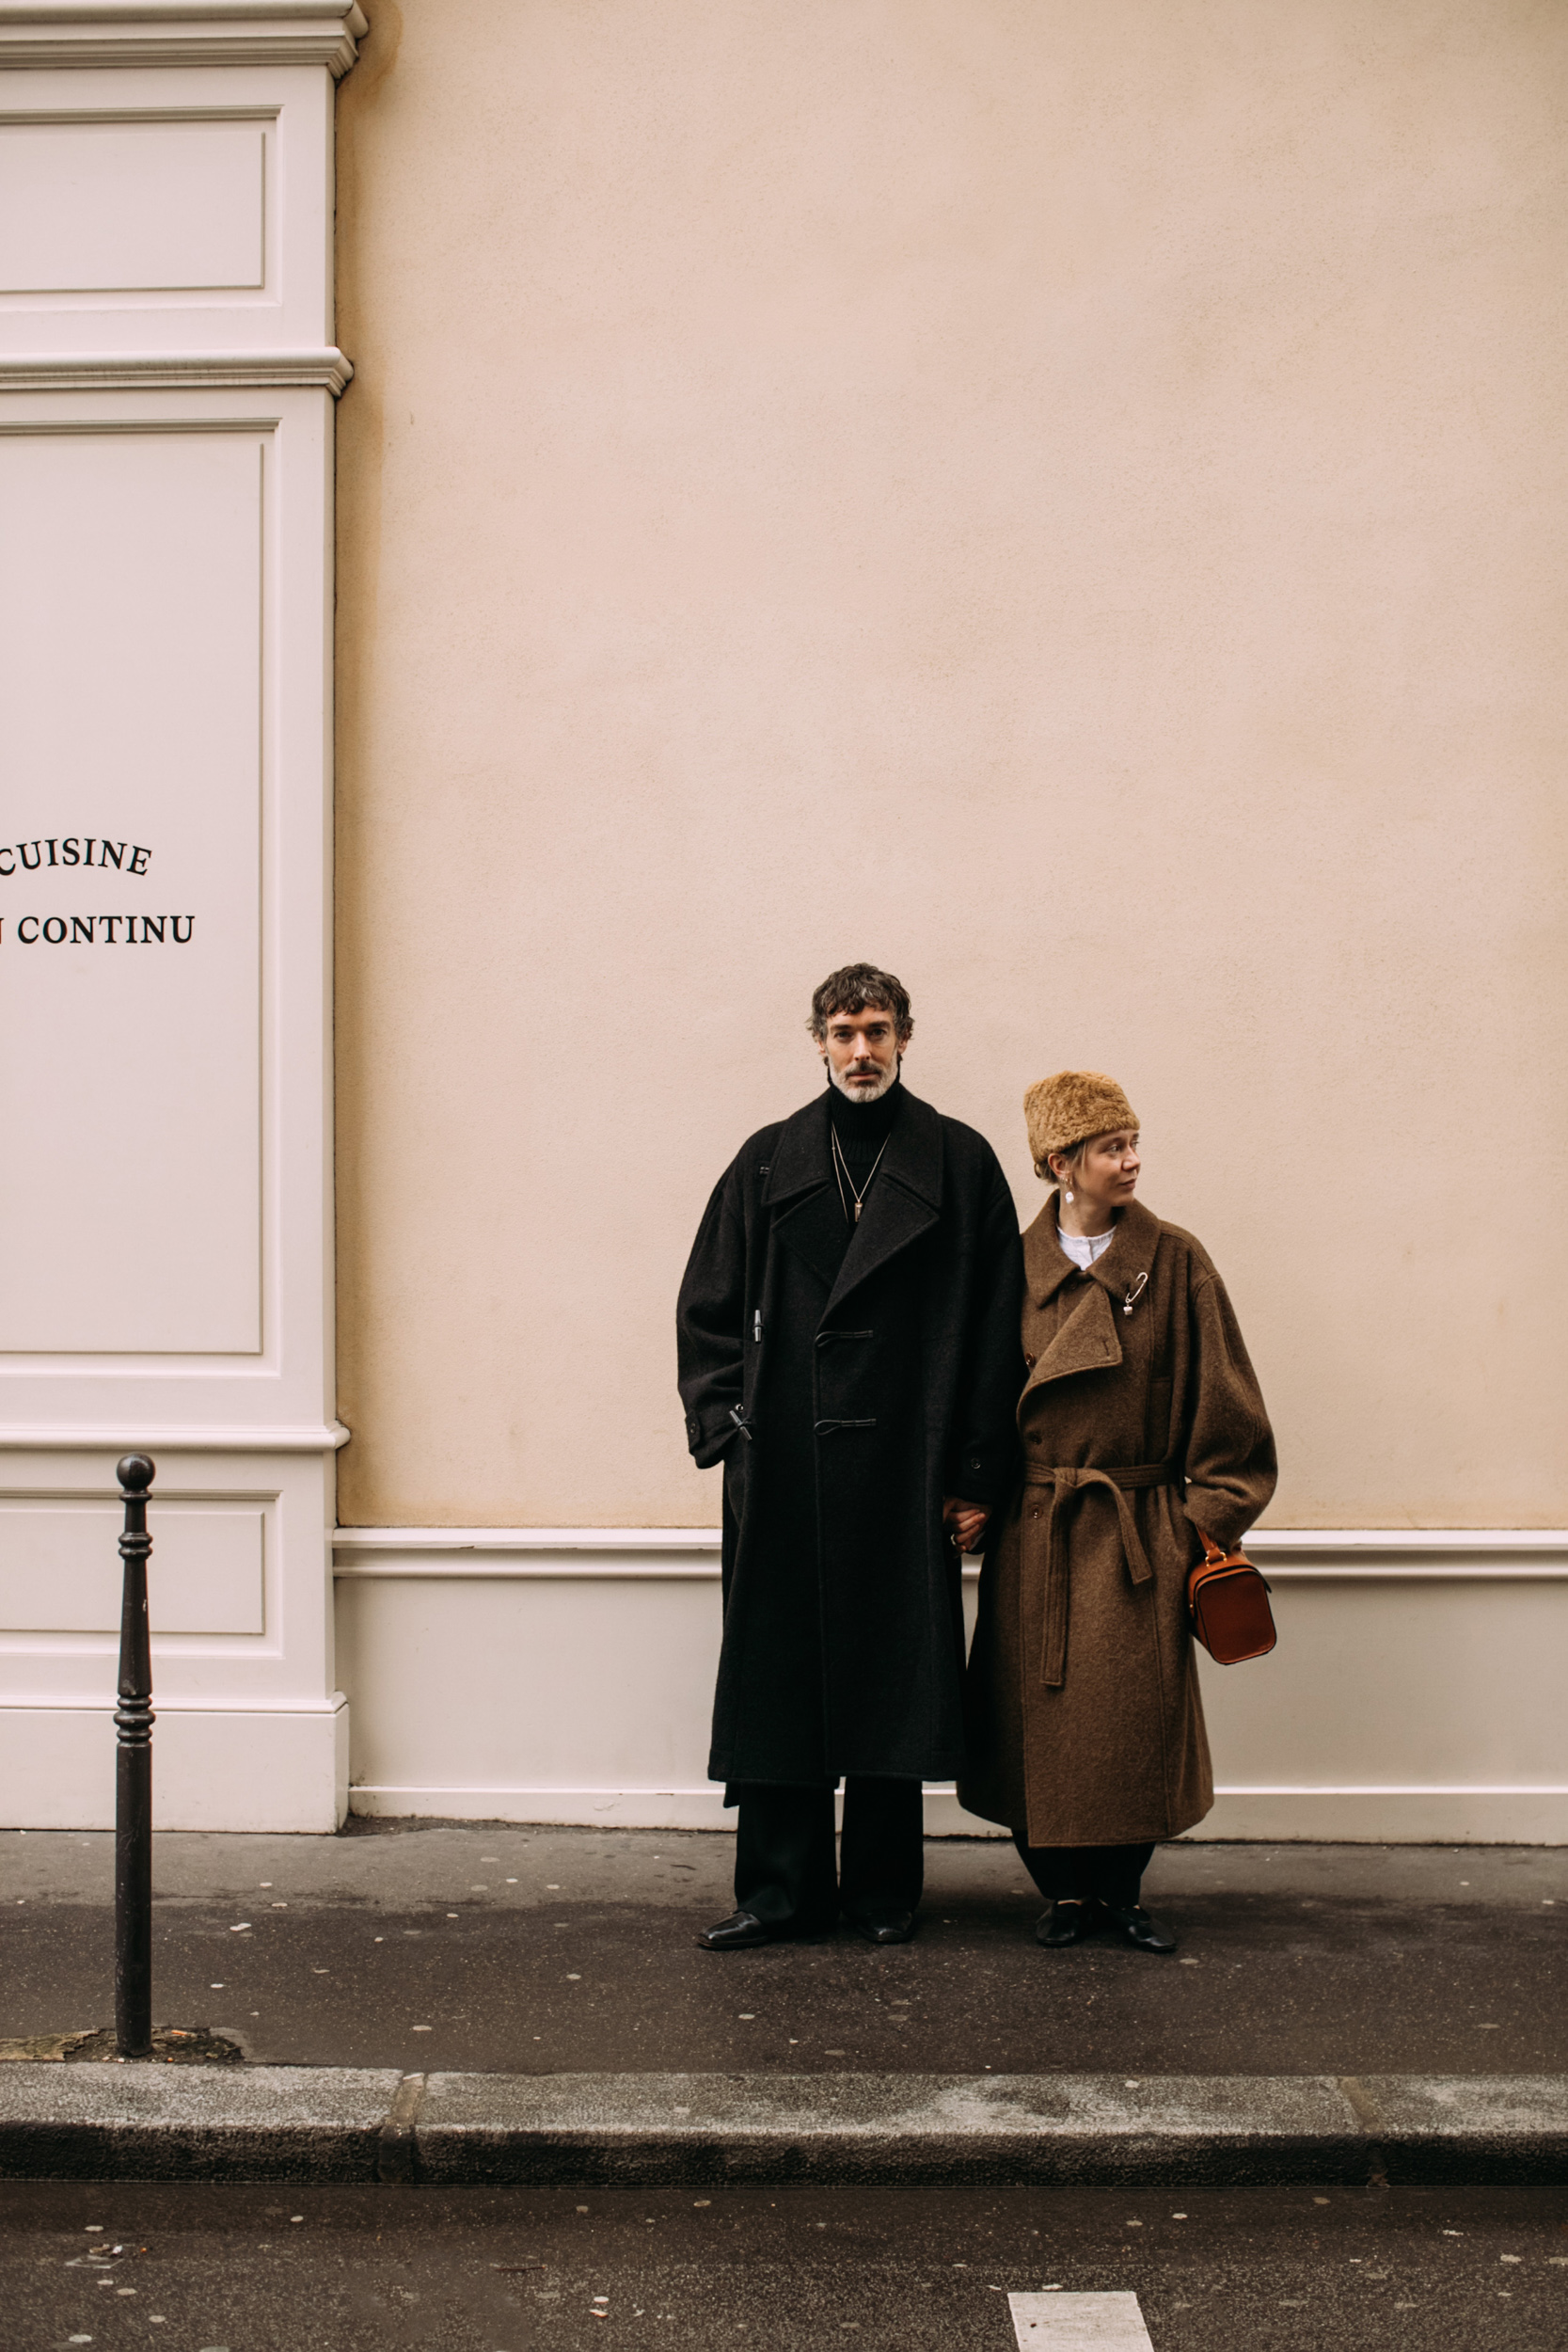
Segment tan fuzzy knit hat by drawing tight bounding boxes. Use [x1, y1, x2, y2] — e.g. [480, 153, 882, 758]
[1023, 1071, 1139, 1176]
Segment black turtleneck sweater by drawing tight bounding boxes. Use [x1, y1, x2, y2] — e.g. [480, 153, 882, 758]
[827, 1074, 902, 1237]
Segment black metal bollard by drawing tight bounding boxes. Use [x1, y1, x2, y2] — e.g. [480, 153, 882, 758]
[114, 1454, 156, 2058]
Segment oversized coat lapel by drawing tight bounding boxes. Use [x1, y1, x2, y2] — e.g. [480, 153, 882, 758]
[761, 1086, 946, 1318]
[823, 1089, 943, 1314]
[1019, 1195, 1163, 1401]
[760, 1093, 843, 1295]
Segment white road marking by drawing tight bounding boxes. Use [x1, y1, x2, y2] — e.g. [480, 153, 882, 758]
[1009, 2292, 1154, 2348]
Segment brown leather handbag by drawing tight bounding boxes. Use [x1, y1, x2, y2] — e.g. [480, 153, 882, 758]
[1187, 1530, 1276, 1664]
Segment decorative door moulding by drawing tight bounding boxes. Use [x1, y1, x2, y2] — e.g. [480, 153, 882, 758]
[0, 4, 368, 79]
[0, 1, 361, 1832]
[0, 379, 335, 1421]
[0, 15, 356, 360]
[0, 351, 354, 389]
[0, 1421, 351, 1450]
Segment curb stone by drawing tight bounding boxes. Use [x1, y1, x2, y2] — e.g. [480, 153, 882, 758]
[0, 2065, 402, 2183]
[0, 2067, 1562, 2187]
[412, 2071, 1364, 2188]
[1357, 2074, 1568, 2187]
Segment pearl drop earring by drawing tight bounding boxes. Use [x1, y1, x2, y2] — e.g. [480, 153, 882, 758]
[1064, 1187, 1075, 1203]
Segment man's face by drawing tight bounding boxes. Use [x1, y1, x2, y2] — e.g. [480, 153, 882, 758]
[818, 1003, 905, 1101]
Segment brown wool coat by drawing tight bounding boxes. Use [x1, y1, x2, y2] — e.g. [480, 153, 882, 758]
[959, 1194, 1277, 1849]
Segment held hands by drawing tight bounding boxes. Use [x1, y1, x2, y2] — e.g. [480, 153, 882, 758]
[942, 1497, 990, 1556]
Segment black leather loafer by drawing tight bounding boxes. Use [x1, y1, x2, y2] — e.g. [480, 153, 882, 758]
[847, 1908, 918, 1947]
[695, 1909, 771, 1951]
[1101, 1903, 1178, 1953]
[1035, 1899, 1094, 1947]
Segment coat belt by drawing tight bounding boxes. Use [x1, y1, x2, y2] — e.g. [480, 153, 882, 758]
[1022, 1457, 1183, 1690]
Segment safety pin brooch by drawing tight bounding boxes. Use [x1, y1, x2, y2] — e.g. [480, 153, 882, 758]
[1122, 1273, 1148, 1317]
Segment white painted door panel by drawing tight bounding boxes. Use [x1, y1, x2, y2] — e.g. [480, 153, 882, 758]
[0, 426, 262, 1354]
[0, 1498, 264, 1634]
[0, 119, 266, 294]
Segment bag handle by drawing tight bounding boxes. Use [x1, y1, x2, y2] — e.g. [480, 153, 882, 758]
[1195, 1526, 1269, 1586]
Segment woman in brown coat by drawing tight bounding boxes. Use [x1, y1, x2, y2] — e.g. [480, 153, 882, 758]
[959, 1071, 1276, 1953]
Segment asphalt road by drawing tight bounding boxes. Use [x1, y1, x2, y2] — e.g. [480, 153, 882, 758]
[5, 2178, 1567, 2350]
[3, 1829, 1564, 2077]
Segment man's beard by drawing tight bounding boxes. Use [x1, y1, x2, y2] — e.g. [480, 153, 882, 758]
[830, 1057, 898, 1104]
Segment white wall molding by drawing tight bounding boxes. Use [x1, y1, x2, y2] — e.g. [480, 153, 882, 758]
[338, 1525, 725, 1552]
[332, 1526, 1568, 1581]
[0, 4, 368, 78]
[1247, 1528, 1568, 1573]
[331, 1528, 1568, 1843]
[335, 1526, 725, 1578]
[0, 1422, 350, 1451]
[0, 349, 353, 391]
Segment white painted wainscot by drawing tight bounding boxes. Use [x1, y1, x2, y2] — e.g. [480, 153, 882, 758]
[334, 1528, 1568, 1845]
[0, 6, 365, 1831]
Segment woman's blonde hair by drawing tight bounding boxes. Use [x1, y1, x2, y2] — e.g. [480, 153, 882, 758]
[1042, 1137, 1089, 1189]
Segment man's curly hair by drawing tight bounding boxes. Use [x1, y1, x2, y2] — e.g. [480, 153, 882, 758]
[808, 962, 913, 1045]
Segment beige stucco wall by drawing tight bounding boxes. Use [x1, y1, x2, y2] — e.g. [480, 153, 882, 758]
[335, 0, 1567, 1532]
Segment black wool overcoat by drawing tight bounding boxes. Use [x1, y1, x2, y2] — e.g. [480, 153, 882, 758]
[676, 1088, 1024, 1788]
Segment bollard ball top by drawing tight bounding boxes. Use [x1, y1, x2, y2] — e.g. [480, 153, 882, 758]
[117, 1453, 155, 1495]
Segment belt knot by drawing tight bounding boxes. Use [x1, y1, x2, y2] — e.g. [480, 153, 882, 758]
[1027, 1457, 1180, 1690]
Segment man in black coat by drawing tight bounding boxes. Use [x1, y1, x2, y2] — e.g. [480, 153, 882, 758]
[676, 963, 1024, 1948]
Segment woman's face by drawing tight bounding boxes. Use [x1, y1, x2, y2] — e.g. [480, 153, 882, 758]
[1068, 1129, 1141, 1213]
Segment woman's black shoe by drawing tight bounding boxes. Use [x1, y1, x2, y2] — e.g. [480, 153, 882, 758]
[695, 1909, 770, 1950]
[1035, 1899, 1093, 1947]
[1101, 1903, 1178, 1953]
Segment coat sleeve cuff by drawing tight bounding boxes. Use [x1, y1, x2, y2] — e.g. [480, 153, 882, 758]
[686, 1408, 736, 1470]
[946, 1440, 1013, 1507]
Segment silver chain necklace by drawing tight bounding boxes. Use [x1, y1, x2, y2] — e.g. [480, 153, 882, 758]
[831, 1126, 890, 1225]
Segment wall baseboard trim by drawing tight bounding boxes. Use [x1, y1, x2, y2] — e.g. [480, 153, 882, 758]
[344, 1786, 1015, 1836]
[345, 1784, 1568, 1843]
[1195, 1789, 1568, 1844]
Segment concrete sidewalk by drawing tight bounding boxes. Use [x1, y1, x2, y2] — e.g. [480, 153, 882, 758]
[2, 1826, 1563, 2188]
[2, 1825, 1563, 2078]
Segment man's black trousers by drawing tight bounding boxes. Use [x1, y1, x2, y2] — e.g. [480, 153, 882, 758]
[733, 1778, 924, 1931]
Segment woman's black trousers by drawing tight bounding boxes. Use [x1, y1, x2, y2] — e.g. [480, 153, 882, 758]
[1014, 1836, 1156, 1910]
